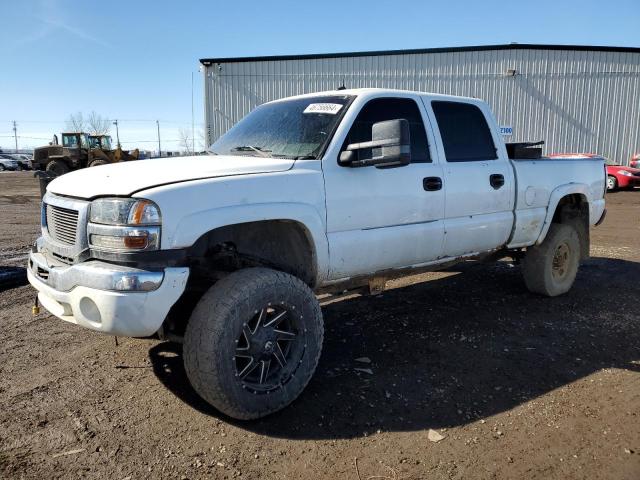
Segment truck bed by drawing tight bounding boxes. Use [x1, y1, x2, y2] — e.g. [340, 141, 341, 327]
[507, 155, 606, 248]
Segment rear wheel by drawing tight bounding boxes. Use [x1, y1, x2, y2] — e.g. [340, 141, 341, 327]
[184, 268, 324, 420]
[522, 223, 581, 297]
[606, 175, 617, 191]
[45, 159, 70, 175]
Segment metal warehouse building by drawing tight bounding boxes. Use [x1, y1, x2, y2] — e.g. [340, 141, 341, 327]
[200, 43, 640, 164]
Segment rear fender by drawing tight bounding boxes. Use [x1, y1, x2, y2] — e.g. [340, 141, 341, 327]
[536, 183, 590, 246]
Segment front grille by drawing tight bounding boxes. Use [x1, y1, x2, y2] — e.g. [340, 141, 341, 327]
[633, 171, 640, 177]
[46, 204, 79, 246]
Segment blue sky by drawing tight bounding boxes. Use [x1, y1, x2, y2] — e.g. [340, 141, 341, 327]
[1, 0, 638, 151]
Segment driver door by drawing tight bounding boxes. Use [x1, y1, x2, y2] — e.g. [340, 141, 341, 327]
[322, 95, 445, 279]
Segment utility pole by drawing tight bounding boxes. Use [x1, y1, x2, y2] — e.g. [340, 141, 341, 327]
[12, 121, 18, 152]
[156, 120, 161, 158]
[191, 71, 195, 154]
[112, 120, 120, 148]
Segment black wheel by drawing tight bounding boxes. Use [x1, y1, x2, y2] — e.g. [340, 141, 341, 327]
[184, 268, 324, 420]
[0, 164, 5, 171]
[45, 159, 70, 175]
[606, 175, 617, 191]
[89, 159, 108, 167]
[521, 223, 581, 297]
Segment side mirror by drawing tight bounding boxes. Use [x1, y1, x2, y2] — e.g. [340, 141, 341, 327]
[339, 118, 411, 168]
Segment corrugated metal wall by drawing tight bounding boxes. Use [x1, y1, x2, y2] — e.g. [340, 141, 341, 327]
[204, 48, 640, 164]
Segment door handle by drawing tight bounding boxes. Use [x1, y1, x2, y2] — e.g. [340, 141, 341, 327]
[490, 174, 505, 190]
[423, 177, 442, 191]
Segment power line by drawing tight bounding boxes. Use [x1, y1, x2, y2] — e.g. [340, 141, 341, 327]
[0, 119, 204, 125]
[0, 135, 183, 143]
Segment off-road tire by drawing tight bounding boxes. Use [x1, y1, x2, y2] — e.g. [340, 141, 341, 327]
[0, 164, 5, 171]
[606, 175, 617, 191]
[183, 267, 324, 420]
[45, 159, 70, 175]
[88, 159, 108, 168]
[522, 223, 580, 297]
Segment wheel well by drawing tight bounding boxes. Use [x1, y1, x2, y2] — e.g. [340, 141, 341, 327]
[551, 194, 590, 259]
[161, 220, 317, 339]
[187, 220, 317, 287]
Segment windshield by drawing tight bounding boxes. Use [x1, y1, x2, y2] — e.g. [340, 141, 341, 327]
[90, 136, 112, 150]
[210, 95, 353, 159]
[605, 158, 620, 166]
[62, 135, 78, 148]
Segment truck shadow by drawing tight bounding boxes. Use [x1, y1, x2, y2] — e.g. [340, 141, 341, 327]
[149, 256, 640, 440]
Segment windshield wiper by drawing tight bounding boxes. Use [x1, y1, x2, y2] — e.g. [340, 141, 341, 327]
[231, 145, 272, 157]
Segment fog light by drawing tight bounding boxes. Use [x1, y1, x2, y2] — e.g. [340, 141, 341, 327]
[79, 297, 101, 324]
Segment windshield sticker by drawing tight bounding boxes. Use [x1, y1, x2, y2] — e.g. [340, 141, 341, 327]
[303, 103, 343, 115]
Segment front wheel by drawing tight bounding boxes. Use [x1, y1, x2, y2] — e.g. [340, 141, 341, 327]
[184, 268, 324, 420]
[521, 223, 581, 297]
[606, 175, 617, 191]
[45, 159, 70, 175]
[88, 159, 108, 168]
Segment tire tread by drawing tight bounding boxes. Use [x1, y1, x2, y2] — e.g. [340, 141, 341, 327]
[522, 223, 580, 297]
[183, 268, 323, 420]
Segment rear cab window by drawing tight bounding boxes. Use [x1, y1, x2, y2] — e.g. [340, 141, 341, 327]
[431, 101, 497, 162]
[342, 97, 431, 163]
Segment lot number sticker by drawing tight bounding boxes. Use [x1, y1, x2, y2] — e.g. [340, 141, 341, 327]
[303, 103, 343, 115]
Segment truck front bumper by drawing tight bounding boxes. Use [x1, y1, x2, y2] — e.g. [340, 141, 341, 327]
[27, 249, 189, 337]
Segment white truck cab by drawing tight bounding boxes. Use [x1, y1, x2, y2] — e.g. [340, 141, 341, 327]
[28, 88, 606, 419]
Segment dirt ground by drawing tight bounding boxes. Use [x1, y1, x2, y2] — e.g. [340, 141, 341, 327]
[0, 171, 638, 480]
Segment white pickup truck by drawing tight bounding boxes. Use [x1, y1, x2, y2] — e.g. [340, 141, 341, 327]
[28, 88, 606, 419]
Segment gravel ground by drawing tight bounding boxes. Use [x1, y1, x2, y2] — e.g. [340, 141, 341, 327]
[0, 171, 638, 479]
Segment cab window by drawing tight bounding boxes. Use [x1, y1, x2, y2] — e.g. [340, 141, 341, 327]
[431, 101, 497, 162]
[62, 135, 78, 148]
[343, 98, 430, 163]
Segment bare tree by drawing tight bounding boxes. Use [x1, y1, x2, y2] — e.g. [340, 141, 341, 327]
[197, 128, 208, 152]
[65, 112, 86, 132]
[178, 127, 193, 154]
[87, 111, 111, 135]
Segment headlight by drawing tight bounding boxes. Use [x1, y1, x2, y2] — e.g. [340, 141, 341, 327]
[89, 198, 161, 225]
[88, 198, 161, 252]
[617, 170, 634, 177]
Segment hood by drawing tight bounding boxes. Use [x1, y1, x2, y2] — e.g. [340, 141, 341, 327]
[47, 155, 295, 199]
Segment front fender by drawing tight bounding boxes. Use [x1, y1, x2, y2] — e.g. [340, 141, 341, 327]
[536, 183, 591, 245]
[168, 202, 329, 282]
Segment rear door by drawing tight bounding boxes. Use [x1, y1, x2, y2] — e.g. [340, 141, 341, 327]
[425, 99, 514, 257]
[323, 95, 445, 279]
